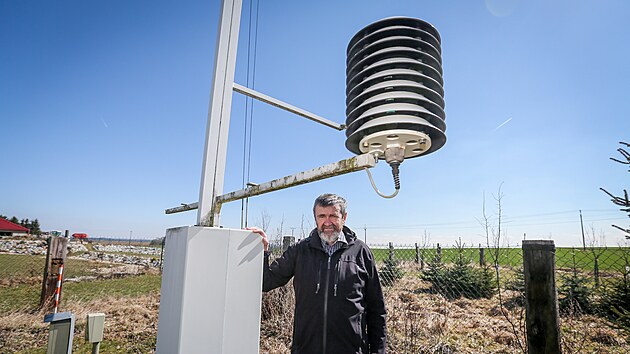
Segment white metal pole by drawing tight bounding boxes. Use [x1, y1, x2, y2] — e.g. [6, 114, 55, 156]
[197, 0, 243, 227]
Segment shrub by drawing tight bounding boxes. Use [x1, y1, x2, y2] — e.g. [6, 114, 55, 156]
[421, 243, 495, 299]
[558, 271, 592, 314]
[380, 258, 403, 286]
[558, 251, 593, 315]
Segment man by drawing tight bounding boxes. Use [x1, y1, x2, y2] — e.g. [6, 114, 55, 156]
[248, 194, 387, 354]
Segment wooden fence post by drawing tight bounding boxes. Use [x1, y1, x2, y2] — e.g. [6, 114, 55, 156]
[40, 236, 68, 310]
[522, 240, 561, 354]
[436, 243, 442, 263]
[479, 243, 485, 266]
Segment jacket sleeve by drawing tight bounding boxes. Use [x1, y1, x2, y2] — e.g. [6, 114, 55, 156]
[364, 247, 387, 354]
[262, 245, 298, 292]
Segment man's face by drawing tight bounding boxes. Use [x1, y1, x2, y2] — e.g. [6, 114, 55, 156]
[315, 204, 347, 239]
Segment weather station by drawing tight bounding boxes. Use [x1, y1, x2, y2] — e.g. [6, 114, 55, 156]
[156, 0, 446, 353]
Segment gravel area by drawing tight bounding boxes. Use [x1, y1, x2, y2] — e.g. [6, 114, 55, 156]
[0, 238, 160, 268]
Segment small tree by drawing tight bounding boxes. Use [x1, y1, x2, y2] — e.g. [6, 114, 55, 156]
[600, 141, 630, 238]
[421, 240, 495, 299]
[558, 251, 592, 315]
[380, 258, 403, 287]
[421, 246, 446, 291]
[600, 246, 630, 330]
[450, 240, 495, 299]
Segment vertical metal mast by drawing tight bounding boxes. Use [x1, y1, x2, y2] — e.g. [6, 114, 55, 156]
[197, 0, 243, 226]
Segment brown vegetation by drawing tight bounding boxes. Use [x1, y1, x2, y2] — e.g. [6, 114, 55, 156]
[1, 267, 627, 353]
[259, 272, 629, 353]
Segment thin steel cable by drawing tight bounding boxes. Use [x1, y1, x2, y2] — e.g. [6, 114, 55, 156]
[240, 0, 255, 228]
[244, 0, 260, 227]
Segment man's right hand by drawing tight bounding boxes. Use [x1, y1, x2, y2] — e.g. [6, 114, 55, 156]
[245, 227, 269, 252]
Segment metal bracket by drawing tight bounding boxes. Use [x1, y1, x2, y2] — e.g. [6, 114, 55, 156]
[166, 153, 378, 224]
[233, 83, 345, 131]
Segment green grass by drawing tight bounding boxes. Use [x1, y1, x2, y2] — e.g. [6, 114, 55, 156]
[371, 246, 630, 273]
[372, 246, 630, 294]
[62, 274, 162, 303]
[0, 283, 41, 313]
[0, 274, 161, 314]
[0, 254, 124, 281]
[0, 254, 45, 278]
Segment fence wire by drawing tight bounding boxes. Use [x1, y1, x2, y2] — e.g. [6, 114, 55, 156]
[369, 243, 630, 329]
[0, 237, 164, 314]
[2, 236, 629, 353]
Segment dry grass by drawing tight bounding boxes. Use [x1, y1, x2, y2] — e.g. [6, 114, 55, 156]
[258, 272, 630, 354]
[0, 293, 160, 353]
[260, 282, 294, 354]
[2, 270, 628, 353]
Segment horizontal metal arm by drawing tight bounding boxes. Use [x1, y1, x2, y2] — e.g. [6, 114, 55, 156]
[233, 83, 345, 131]
[165, 202, 199, 214]
[165, 153, 377, 216]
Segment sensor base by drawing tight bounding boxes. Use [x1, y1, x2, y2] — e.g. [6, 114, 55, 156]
[359, 129, 431, 159]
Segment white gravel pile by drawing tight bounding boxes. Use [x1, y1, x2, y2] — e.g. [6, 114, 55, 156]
[0, 239, 48, 255]
[75, 252, 161, 268]
[0, 239, 161, 268]
[92, 244, 161, 255]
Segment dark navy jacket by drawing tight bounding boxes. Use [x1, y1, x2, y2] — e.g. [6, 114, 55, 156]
[263, 226, 387, 354]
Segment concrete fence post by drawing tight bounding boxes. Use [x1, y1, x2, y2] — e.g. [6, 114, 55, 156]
[479, 243, 485, 266]
[522, 240, 561, 354]
[40, 236, 68, 310]
[415, 243, 419, 264]
[282, 236, 295, 252]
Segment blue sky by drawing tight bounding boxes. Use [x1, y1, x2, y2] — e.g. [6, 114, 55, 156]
[2, 0, 629, 247]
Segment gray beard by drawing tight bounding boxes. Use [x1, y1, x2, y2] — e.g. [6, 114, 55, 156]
[319, 229, 343, 245]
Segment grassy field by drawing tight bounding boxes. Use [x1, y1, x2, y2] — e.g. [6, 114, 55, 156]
[2, 242, 629, 353]
[371, 246, 630, 273]
[0, 253, 162, 315]
[0, 250, 162, 353]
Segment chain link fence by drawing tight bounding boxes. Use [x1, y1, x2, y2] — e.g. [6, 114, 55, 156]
[0, 237, 164, 313]
[3, 236, 629, 353]
[371, 243, 630, 316]
[260, 239, 630, 352]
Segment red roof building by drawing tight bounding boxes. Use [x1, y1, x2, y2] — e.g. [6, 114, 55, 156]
[0, 218, 30, 236]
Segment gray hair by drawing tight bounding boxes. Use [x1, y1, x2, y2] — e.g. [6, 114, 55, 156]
[313, 194, 347, 216]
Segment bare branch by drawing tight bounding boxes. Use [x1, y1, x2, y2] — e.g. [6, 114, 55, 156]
[611, 224, 630, 239]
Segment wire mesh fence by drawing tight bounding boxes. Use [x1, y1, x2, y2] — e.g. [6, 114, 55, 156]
[0, 237, 165, 314]
[2, 236, 629, 353]
[261, 240, 630, 352]
[369, 243, 630, 329]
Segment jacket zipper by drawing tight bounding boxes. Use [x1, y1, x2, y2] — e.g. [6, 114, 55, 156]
[322, 255, 331, 354]
[315, 261, 322, 294]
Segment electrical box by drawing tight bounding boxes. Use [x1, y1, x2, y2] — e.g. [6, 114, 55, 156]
[86, 313, 105, 343]
[156, 226, 264, 354]
[44, 312, 75, 354]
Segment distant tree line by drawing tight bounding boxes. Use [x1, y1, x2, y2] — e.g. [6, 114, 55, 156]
[0, 215, 42, 235]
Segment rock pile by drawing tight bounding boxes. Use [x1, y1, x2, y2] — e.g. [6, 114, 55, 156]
[74, 252, 161, 268]
[0, 239, 161, 268]
[0, 239, 48, 255]
[92, 244, 161, 255]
